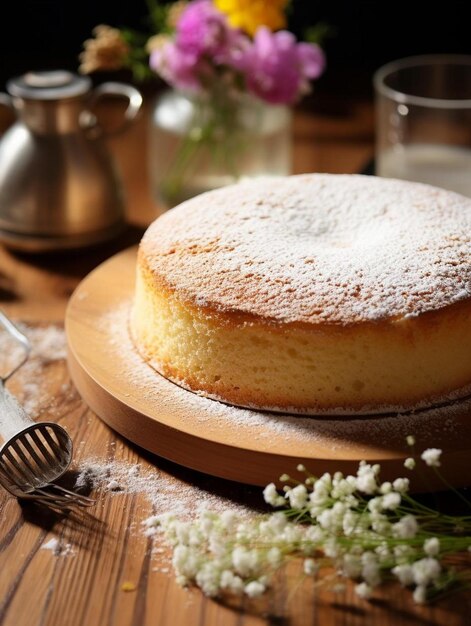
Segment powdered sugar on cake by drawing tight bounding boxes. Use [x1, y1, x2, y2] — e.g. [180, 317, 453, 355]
[140, 174, 471, 324]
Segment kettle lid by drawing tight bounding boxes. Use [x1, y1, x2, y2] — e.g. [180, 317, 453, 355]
[7, 70, 91, 100]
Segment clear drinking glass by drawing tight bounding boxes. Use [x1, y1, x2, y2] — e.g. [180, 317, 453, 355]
[374, 54, 471, 196]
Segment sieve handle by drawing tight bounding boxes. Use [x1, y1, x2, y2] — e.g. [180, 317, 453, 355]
[0, 311, 34, 443]
[0, 380, 34, 444]
[0, 310, 31, 383]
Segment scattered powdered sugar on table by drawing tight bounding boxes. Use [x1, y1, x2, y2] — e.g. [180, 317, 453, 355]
[0, 322, 68, 418]
[0, 323, 66, 368]
[75, 459, 253, 520]
[99, 302, 465, 452]
[25, 325, 67, 361]
[41, 537, 74, 557]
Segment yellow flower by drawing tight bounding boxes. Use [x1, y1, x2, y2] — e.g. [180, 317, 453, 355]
[214, 0, 288, 36]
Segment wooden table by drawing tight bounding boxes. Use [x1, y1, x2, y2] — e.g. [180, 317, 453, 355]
[0, 92, 469, 626]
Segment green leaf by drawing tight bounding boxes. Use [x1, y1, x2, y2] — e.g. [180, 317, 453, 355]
[304, 22, 335, 46]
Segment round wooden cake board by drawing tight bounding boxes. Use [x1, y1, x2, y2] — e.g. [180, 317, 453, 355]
[66, 247, 471, 492]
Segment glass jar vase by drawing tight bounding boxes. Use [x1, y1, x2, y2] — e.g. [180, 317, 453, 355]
[148, 88, 292, 210]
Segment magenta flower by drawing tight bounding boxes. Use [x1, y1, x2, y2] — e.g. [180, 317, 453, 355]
[149, 3, 325, 102]
[150, 42, 207, 91]
[239, 27, 326, 104]
[150, 0, 249, 92]
[176, 0, 235, 62]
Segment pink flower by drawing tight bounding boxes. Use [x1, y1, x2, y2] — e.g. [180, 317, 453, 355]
[176, 0, 234, 62]
[239, 27, 326, 104]
[150, 41, 208, 91]
[150, 0, 249, 92]
[149, 3, 325, 103]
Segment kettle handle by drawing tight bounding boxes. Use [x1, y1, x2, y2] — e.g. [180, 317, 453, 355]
[0, 93, 13, 110]
[80, 82, 143, 138]
[0, 93, 14, 137]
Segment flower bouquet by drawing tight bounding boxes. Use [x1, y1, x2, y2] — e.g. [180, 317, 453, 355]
[147, 439, 471, 605]
[80, 1, 326, 208]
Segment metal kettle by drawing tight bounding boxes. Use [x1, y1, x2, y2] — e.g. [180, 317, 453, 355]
[0, 70, 143, 251]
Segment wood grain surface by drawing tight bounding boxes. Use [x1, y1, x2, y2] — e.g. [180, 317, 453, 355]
[0, 91, 470, 626]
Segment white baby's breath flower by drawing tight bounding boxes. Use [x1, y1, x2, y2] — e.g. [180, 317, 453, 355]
[355, 582, 373, 599]
[305, 525, 325, 544]
[371, 513, 392, 535]
[406, 435, 416, 446]
[176, 574, 189, 587]
[421, 448, 442, 467]
[393, 477, 410, 493]
[331, 501, 347, 521]
[200, 513, 215, 536]
[267, 512, 288, 533]
[356, 473, 378, 494]
[303, 558, 319, 575]
[297, 464, 306, 472]
[173, 545, 202, 580]
[287, 484, 308, 509]
[309, 486, 330, 511]
[424, 537, 440, 557]
[342, 553, 362, 578]
[356, 462, 379, 495]
[188, 526, 205, 547]
[232, 547, 259, 576]
[158, 452, 466, 606]
[331, 477, 355, 499]
[342, 510, 361, 536]
[280, 524, 302, 544]
[195, 562, 222, 597]
[220, 570, 244, 594]
[392, 515, 419, 539]
[394, 544, 416, 564]
[209, 534, 226, 558]
[413, 584, 427, 604]
[143, 515, 160, 528]
[263, 483, 285, 507]
[220, 510, 237, 531]
[404, 457, 416, 470]
[266, 547, 282, 567]
[323, 537, 340, 558]
[381, 492, 401, 510]
[174, 521, 191, 545]
[412, 557, 441, 586]
[361, 552, 381, 586]
[392, 563, 414, 586]
[244, 580, 266, 598]
[375, 543, 391, 564]
[367, 497, 383, 514]
[279, 473, 290, 482]
[317, 508, 334, 530]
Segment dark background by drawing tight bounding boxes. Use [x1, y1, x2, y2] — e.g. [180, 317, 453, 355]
[1, 1, 471, 96]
